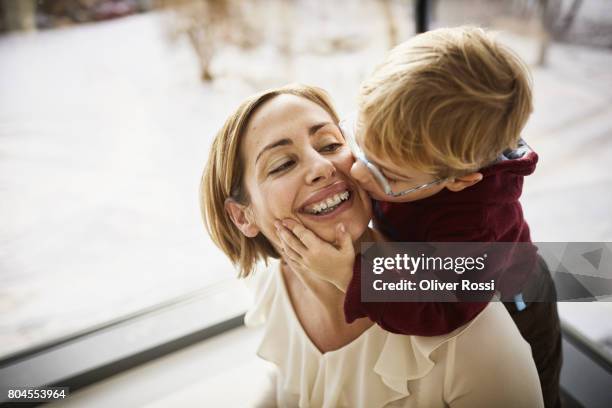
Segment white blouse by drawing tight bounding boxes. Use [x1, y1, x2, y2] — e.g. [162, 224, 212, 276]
[245, 261, 543, 408]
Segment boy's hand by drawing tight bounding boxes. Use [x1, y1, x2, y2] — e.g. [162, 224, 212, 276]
[275, 218, 355, 292]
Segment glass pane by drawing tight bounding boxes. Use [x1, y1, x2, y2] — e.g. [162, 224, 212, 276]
[558, 303, 612, 363]
[0, 3, 244, 359]
[1, 0, 611, 367]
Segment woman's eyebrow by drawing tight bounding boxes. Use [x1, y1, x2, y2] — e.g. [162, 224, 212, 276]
[309, 122, 334, 135]
[255, 138, 292, 164]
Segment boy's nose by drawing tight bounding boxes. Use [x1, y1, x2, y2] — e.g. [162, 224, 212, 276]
[350, 160, 371, 185]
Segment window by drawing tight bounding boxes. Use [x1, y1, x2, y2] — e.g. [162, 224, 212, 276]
[1, 1, 611, 403]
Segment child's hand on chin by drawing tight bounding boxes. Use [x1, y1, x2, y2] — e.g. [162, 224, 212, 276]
[274, 218, 355, 293]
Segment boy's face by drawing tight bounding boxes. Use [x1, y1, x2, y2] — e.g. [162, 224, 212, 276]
[349, 132, 448, 203]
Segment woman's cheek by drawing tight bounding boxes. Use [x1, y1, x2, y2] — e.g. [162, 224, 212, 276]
[261, 186, 296, 220]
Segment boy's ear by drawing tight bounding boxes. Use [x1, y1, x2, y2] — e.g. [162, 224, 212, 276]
[225, 198, 260, 238]
[445, 172, 483, 192]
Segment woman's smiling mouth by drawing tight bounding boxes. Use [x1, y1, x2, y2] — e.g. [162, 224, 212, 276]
[304, 191, 350, 215]
[299, 181, 355, 219]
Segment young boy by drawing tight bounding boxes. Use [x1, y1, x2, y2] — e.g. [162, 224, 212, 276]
[276, 27, 561, 407]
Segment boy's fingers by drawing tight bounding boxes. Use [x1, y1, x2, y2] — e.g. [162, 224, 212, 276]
[334, 223, 343, 245]
[276, 225, 307, 255]
[285, 251, 309, 280]
[335, 223, 353, 250]
[284, 255, 302, 274]
[280, 239, 302, 263]
[281, 218, 323, 249]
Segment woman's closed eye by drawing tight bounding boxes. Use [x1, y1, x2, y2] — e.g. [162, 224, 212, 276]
[318, 142, 343, 153]
[268, 143, 343, 176]
[269, 159, 295, 175]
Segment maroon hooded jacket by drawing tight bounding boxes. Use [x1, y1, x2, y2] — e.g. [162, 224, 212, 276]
[343, 145, 539, 336]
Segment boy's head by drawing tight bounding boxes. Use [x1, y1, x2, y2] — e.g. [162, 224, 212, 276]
[351, 26, 533, 202]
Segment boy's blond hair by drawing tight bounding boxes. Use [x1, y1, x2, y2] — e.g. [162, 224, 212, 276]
[358, 26, 533, 177]
[200, 84, 339, 278]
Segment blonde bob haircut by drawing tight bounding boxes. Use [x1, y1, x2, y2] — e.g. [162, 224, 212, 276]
[200, 84, 339, 278]
[358, 26, 533, 177]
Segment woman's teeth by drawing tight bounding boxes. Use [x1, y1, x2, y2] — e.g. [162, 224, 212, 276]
[305, 191, 350, 215]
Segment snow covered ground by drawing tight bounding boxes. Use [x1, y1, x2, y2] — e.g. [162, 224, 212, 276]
[1, 1, 611, 361]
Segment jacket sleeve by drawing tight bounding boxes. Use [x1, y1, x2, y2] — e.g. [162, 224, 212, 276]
[343, 256, 489, 336]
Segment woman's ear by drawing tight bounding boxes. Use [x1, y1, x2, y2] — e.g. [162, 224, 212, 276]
[225, 198, 260, 237]
[445, 172, 483, 192]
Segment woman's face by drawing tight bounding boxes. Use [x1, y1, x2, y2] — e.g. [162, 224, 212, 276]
[235, 94, 372, 246]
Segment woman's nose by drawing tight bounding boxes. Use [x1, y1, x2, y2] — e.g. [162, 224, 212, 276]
[305, 154, 336, 184]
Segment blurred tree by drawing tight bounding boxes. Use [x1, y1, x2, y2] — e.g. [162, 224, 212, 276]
[160, 0, 260, 81]
[539, 0, 583, 65]
[379, 0, 399, 47]
[1, 0, 36, 31]
[525, 0, 583, 66]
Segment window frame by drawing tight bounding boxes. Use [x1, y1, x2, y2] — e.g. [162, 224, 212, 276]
[0, 279, 248, 402]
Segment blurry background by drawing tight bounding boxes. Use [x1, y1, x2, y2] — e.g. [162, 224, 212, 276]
[1, 0, 611, 403]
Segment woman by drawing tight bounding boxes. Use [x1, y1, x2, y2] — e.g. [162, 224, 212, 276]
[200, 84, 543, 407]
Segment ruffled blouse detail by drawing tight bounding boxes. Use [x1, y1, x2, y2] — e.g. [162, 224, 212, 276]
[244, 261, 477, 408]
